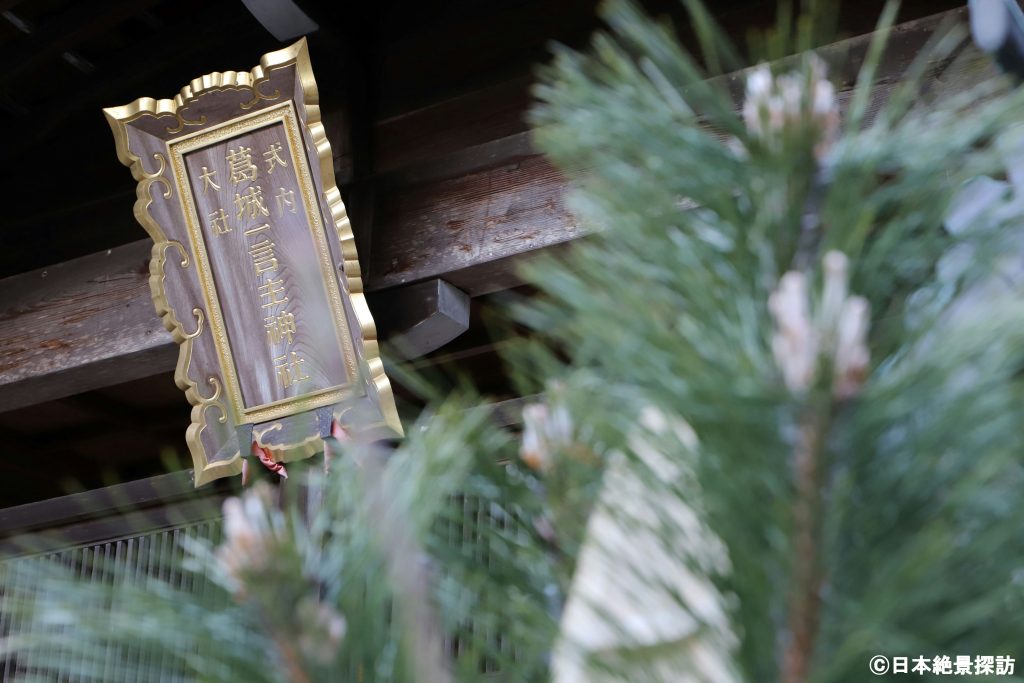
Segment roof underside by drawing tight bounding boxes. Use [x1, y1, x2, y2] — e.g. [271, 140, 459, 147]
[0, 0, 963, 506]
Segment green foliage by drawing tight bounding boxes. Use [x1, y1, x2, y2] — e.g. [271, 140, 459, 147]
[2, 403, 561, 682]
[528, 1, 1024, 680]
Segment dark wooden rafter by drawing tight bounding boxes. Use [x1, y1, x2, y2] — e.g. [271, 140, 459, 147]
[0, 0, 161, 91]
[55, 392, 183, 444]
[240, 0, 318, 41]
[372, 0, 600, 116]
[303, 2, 387, 264]
[0, 2, 275, 172]
[17, 12, 267, 152]
[0, 0, 26, 15]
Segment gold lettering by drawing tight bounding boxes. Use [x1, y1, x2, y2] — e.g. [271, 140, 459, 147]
[274, 351, 310, 389]
[234, 185, 270, 221]
[265, 311, 297, 346]
[264, 143, 288, 174]
[199, 166, 221, 193]
[275, 187, 296, 215]
[208, 208, 231, 235]
[226, 145, 258, 184]
[257, 278, 289, 309]
[244, 223, 271, 237]
[249, 238, 279, 277]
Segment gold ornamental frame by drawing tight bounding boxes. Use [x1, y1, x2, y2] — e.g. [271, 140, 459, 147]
[104, 39, 402, 486]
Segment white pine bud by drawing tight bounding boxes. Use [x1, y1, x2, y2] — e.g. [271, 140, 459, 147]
[742, 55, 838, 158]
[779, 75, 804, 117]
[833, 296, 871, 400]
[743, 65, 772, 137]
[813, 78, 836, 120]
[215, 483, 275, 592]
[770, 251, 871, 399]
[769, 271, 818, 393]
[746, 65, 772, 100]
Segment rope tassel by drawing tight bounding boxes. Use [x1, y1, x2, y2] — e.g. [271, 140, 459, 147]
[251, 441, 288, 479]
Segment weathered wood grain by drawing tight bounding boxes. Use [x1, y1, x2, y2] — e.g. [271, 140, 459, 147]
[0, 8, 991, 414]
[0, 242, 173, 412]
[368, 153, 579, 291]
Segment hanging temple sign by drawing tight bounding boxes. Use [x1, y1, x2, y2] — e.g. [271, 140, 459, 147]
[104, 39, 402, 486]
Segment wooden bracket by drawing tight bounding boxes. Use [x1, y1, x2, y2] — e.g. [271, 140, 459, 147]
[369, 278, 470, 359]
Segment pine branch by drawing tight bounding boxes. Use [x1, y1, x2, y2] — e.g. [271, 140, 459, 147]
[344, 442, 454, 683]
[782, 403, 830, 683]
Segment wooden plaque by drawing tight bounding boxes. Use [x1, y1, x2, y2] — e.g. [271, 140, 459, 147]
[104, 39, 401, 486]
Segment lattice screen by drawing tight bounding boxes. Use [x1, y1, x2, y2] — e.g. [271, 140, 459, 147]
[0, 493, 516, 681]
[0, 518, 223, 682]
[439, 494, 516, 673]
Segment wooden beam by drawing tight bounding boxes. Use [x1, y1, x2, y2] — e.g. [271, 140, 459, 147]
[0, 242, 171, 413]
[363, 7, 984, 293]
[0, 498, 225, 557]
[367, 153, 578, 292]
[0, 393, 529, 525]
[0, 246, 478, 412]
[0, 470, 229, 539]
[0, 8, 991, 413]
